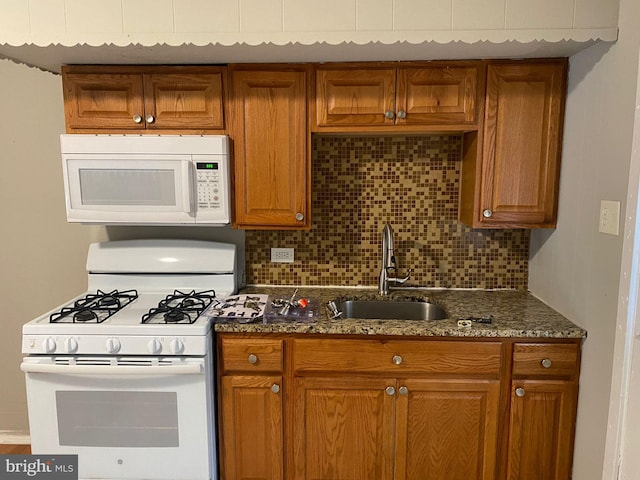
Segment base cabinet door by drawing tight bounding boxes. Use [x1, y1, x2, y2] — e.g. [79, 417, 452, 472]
[394, 378, 500, 480]
[220, 375, 284, 480]
[292, 376, 396, 480]
[505, 380, 578, 480]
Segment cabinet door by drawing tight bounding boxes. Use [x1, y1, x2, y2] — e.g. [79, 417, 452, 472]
[62, 73, 145, 130]
[479, 62, 566, 227]
[143, 71, 225, 130]
[506, 380, 578, 480]
[396, 66, 479, 126]
[292, 376, 396, 480]
[394, 378, 500, 480]
[315, 67, 396, 127]
[230, 67, 310, 229]
[220, 375, 283, 480]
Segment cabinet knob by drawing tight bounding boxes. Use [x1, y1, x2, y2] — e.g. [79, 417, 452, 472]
[247, 354, 258, 364]
[133, 114, 143, 124]
[384, 110, 395, 119]
[392, 355, 403, 365]
[515, 387, 526, 397]
[483, 209, 493, 218]
[398, 386, 408, 396]
[295, 212, 304, 221]
[146, 114, 155, 124]
[541, 358, 552, 368]
[271, 383, 280, 394]
[385, 386, 396, 396]
[396, 110, 407, 119]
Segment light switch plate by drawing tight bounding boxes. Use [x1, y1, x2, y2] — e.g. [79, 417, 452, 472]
[599, 200, 621, 236]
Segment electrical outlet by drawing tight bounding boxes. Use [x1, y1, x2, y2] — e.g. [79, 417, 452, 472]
[599, 200, 621, 236]
[271, 247, 294, 263]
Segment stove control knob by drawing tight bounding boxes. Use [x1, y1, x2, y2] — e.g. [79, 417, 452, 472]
[42, 337, 57, 353]
[105, 337, 121, 354]
[147, 338, 163, 354]
[170, 338, 185, 354]
[64, 338, 79, 354]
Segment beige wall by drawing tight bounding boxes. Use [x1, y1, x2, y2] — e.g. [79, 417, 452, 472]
[528, 0, 640, 477]
[0, 58, 107, 437]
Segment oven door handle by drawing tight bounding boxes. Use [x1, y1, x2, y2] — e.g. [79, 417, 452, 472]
[20, 362, 203, 376]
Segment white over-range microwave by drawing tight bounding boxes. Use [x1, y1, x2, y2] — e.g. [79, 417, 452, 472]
[60, 134, 231, 225]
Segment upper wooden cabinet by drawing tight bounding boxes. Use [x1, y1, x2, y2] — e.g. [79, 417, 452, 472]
[313, 62, 482, 132]
[460, 60, 567, 228]
[229, 64, 311, 230]
[61, 66, 226, 133]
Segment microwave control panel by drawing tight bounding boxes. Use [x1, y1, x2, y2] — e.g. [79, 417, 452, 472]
[195, 160, 229, 221]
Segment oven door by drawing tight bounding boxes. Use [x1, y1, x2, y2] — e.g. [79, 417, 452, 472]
[21, 356, 215, 480]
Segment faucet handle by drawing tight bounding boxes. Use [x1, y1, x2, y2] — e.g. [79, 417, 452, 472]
[389, 268, 413, 286]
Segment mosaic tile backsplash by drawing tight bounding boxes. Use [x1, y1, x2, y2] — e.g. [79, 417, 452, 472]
[245, 135, 530, 289]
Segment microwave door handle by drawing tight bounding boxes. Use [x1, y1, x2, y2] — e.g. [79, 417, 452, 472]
[182, 160, 194, 214]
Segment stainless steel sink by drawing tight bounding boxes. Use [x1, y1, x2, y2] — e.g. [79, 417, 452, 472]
[335, 299, 448, 321]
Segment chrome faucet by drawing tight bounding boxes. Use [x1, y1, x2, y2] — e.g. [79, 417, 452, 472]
[378, 223, 412, 295]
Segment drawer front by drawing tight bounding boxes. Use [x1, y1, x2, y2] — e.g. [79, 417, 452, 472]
[292, 338, 501, 377]
[221, 337, 283, 373]
[512, 343, 580, 378]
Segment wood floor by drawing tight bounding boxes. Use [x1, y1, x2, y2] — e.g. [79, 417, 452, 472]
[0, 444, 31, 454]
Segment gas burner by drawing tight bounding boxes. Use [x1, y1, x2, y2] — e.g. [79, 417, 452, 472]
[73, 309, 98, 323]
[50, 289, 138, 324]
[164, 309, 186, 323]
[141, 289, 217, 325]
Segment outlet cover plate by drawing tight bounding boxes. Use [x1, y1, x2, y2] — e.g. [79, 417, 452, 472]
[271, 247, 294, 263]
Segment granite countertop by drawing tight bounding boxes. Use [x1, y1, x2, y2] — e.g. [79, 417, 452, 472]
[212, 287, 587, 339]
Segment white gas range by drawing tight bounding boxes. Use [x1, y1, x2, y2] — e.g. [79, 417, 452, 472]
[21, 239, 237, 480]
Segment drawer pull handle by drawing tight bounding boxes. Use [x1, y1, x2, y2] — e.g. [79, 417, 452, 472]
[541, 358, 552, 368]
[397, 110, 407, 119]
[392, 355, 403, 365]
[248, 354, 258, 364]
[133, 114, 143, 124]
[515, 387, 526, 397]
[146, 114, 155, 124]
[398, 386, 408, 396]
[384, 110, 395, 119]
[271, 383, 280, 394]
[385, 386, 395, 396]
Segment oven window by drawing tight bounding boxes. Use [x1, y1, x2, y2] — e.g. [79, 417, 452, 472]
[56, 391, 179, 447]
[79, 169, 177, 206]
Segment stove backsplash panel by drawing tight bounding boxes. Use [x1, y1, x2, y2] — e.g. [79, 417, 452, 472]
[245, 135, 529, 289]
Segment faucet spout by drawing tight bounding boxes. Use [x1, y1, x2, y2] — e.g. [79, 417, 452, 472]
[379, 223, 411, 295]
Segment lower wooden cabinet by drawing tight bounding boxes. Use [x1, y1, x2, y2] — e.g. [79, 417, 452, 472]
[217, 335, 581, 480]
[504, 342, 581, 480]
[293, 376, 396, 480]
[505, 380, 577, 480]
[220, 376, 284, 480]
[394, 378, 500, 480]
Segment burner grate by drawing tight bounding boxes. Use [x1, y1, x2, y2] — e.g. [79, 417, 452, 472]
[141, 289, 216, 325]
[49, 289, 138, 324]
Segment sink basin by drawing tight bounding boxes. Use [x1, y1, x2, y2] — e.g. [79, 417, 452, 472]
[335, 299, 448, 321]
